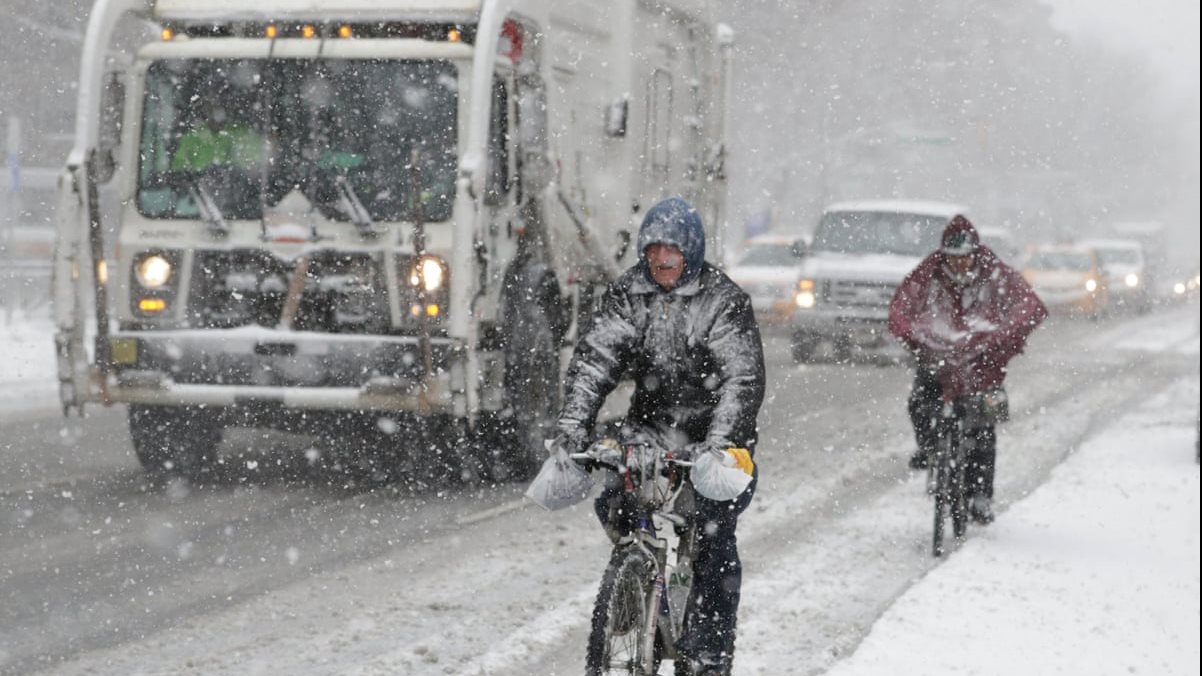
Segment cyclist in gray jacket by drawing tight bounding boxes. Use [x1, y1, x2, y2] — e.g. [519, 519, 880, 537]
[553, 196, 765, 675]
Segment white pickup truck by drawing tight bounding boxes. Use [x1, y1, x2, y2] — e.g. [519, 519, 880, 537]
[789, 199, 968, 362]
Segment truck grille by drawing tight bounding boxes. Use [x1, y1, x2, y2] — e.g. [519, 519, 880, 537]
[188, 250, 389, 334]
[823, 279, 898, 309]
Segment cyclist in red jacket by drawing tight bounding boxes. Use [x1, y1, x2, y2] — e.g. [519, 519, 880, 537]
[889, 215, 1047, 523]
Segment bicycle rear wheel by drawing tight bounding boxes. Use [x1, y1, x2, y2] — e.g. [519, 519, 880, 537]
[587, 545, 659, 675]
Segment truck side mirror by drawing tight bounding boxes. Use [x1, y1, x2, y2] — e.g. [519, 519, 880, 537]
[95, 71, 125, 184]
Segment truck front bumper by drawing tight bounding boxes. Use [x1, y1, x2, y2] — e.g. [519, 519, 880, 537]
[103, 329, 463, 414]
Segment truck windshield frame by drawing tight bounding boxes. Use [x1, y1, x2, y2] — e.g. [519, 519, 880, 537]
[136, 57, 459, 223]
[812, 210, 947, 257]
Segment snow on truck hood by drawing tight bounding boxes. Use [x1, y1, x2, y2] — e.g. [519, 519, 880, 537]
[799, 252, 923, 283]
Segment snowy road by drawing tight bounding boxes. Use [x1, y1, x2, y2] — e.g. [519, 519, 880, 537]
[1, 305, 1198, 675]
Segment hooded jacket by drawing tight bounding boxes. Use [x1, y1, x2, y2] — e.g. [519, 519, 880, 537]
[889, 216, 1047, 398]
[558, 198, 766, 450]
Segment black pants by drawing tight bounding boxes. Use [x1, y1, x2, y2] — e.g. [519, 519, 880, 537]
[909, 369, 997, 498]
[594, 461, 757, 668]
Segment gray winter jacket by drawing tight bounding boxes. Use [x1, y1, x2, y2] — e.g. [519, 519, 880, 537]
[558, 198, 766, 451]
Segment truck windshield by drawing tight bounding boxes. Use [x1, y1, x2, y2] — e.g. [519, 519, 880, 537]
[812, 211, 946, 257]
[137, 58, 458, 222]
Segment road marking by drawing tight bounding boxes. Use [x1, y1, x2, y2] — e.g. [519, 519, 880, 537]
[455, 497, 530, 526]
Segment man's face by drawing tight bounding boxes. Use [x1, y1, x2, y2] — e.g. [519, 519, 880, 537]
[646, 243, 685, 290]
[943, 252, 976, 279]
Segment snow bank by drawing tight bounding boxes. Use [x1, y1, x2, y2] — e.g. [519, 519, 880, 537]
[826, 377, 1200, 676]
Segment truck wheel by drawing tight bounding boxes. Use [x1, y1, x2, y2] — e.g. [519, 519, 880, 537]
[499, 265, 566, 482]
[128, 405, 223, 481]
[506, 332, 562, 482]
[791, 332, 818, 363]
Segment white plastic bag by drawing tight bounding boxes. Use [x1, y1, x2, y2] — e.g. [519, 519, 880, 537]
[525, 446, 595, 511]
[690, 450, 753, 502]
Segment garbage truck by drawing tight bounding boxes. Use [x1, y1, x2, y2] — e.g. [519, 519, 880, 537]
[53, 0, 733, 482]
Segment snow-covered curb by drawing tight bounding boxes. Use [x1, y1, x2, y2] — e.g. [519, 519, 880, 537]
[826, 376, 1201, 676]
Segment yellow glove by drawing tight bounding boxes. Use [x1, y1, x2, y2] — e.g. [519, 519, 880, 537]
[725, 448, 755, 476]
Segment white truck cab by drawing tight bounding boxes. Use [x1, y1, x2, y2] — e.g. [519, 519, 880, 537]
[54, 0, 732, 481]
[789, 199, 967, 362]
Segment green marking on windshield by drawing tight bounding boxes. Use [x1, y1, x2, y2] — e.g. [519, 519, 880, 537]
[319, 151, 365, 170]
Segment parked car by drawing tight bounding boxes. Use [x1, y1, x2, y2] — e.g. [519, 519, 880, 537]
[790, 199, 967, 362]
[1021, 245, 1108, 319]
[1079, 238, 1152, 313]
[727, 233, 809, 327]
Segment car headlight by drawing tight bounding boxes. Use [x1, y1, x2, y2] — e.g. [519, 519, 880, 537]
[795, 278, 817, 309]
[1084, 278, 1098, 292]
[409, 256, 446, 293]
[135, 254, 173, 288]
[1124, 273, 1139, 288]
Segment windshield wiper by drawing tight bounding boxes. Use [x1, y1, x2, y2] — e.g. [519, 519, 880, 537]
[334, 175, 378, 238]
[188, 182, 230, 238]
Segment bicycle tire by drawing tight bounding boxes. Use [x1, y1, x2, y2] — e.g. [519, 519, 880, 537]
[951, 451, 969, 539]
[931, 435, 952, 558]
[932, 488, 947, 557]
[587, 545, 659, 675]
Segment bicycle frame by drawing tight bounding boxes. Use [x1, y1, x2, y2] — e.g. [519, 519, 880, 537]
[584, 442, 697, 674]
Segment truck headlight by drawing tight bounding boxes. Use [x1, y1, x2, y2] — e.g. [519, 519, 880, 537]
[1124, 273, 1139, 288]
[135, 254, 173, 288]
[409, 256, 446, 292]
[1085, 278, 1098, 292]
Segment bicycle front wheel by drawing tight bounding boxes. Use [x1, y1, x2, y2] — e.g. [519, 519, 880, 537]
[587, 545, 659, 675]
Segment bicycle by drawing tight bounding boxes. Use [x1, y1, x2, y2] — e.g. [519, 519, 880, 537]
[928, 389, 1007, 557]
[572, 440, 697, 676]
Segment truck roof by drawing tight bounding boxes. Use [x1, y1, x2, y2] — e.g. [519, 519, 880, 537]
[822, 199, 968, 218]
[154, 0, 483, 22]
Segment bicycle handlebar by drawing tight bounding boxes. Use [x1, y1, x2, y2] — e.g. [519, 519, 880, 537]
[570, 442, 694, 474]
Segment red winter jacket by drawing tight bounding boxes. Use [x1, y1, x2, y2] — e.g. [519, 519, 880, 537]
[889, 244, 1047, 399]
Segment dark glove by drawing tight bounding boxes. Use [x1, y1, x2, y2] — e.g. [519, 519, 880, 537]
[909, 326, 954, 360]
[947, 330, 994, 365]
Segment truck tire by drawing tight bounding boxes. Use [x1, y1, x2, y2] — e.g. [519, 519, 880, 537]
[503, 339, 560, 481]
[499, 263, 567, 482]
[128, 405, 223, 481]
